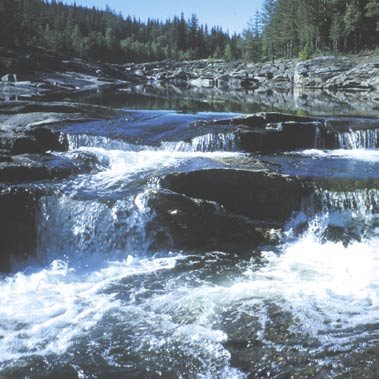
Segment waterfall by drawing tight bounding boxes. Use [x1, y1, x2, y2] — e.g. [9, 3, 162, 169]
[161, 132, 239, 152]
[35, 189, 157, 267]
[67, 134, 148, 151]
[337, 129, 378, 149]
[68, 132, 239, 153]
[300, 189, 379, 243]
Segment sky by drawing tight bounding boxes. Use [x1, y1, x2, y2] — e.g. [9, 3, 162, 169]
[62, 0, 264, 35]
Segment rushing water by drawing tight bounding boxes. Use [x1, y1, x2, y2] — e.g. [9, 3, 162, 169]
[1, 104, 379, 378]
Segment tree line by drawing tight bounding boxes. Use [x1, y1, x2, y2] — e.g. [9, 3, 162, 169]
[0, 0, 240, 62]
[0, 0, 377, 64]
[259, 0, 379, 61]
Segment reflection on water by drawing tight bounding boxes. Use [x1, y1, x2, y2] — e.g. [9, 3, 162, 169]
[56, 83, 379, 117]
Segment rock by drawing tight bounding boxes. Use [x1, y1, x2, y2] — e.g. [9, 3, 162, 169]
[0, 154, 79, 183]
[0, 132, 43, 154]
[218, 112, 315, 127]
[294, 56, 354, 88]
[147, 190, 266, 253]
[0, 187, 40, 271]
[0, 150, 104, 184]
[189, 77, 214, 87]
[0, 128, 68, 155]
[160, 169, 311, 223]
[0, 155, 12, 163]
[237, 121, 321, 153]
[1, 73, 17, 82]
[29, 127, 68, 152]
[324, 62, 379, 92]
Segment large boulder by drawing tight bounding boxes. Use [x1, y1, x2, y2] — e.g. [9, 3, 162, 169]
[147, 191, 266, 253]
[160, 169, 311, 223]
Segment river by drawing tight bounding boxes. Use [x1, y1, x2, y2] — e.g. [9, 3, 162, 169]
[1, 88, 379, 378]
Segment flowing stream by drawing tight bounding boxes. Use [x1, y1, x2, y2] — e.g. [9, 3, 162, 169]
[1, 107, 379, 378]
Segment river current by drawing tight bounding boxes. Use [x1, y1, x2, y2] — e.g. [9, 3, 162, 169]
[1, 94, 379, 378]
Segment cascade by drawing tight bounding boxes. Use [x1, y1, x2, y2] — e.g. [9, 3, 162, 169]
[160, 132, 238, 152]
[2, 109, 379, 379]
[337, 128, 378, 149]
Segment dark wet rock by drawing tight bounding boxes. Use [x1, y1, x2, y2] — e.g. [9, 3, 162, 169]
[160, 169, 311, 223]
[0, 132, 43, 154]
[0, 187, 40, 271]
[0, 150, 104, 184]
[0, 100, 120, 186]
[0, 128, 68, 155]
[213, 112, 324, 153]
[29, 127, 68, 152]
[323, 117, 379, 131]
[0, 155, 12, 163]
[238, 121, 321, 153]
[65, 150, 107, 173]
[216, 112, 315, 128]
[147, 190, 266, 253]
[0, 154, 79, 183]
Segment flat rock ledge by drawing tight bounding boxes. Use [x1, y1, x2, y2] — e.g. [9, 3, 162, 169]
[0, 100, 121, 183]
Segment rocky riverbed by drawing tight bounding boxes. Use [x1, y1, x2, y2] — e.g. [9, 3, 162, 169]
[0, 46, 378, 270]
[2, 47, 379, 378]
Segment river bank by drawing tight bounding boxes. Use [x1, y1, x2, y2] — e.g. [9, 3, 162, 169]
[1, 47, 378, 102]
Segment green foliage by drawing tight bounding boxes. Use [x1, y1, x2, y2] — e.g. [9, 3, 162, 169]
[3, 0, 240, 63]
[298, 43, 312, 61]
[260, 0, 378, 59]
[3, 0, 376, 64]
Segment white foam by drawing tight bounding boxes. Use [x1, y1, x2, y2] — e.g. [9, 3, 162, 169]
[237, 232, 379, 341]
[78, 147, 242, 190]
[0, 256, 179, 364]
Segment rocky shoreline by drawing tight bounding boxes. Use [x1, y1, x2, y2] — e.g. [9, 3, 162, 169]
[1, 47, 378, 99]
